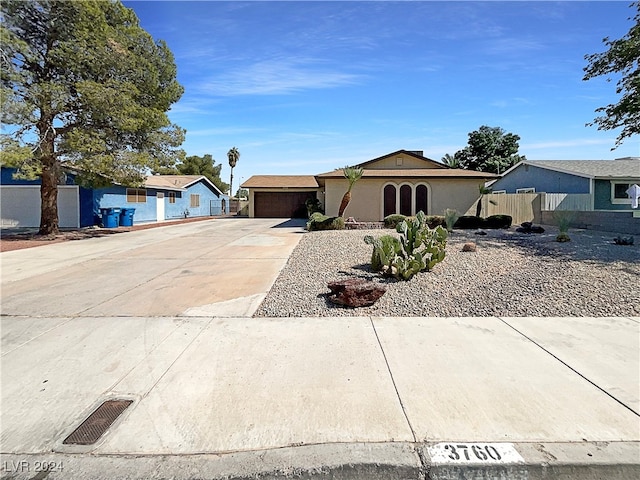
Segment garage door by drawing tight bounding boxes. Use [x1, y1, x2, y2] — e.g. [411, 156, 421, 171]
[254, 192, 314, 218]
[1, 186, 80, 227]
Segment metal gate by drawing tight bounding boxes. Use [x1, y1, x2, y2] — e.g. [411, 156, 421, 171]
[210, 199, 226, 216]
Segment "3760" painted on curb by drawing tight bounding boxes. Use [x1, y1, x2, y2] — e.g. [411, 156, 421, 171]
[428, 442, 525, 464]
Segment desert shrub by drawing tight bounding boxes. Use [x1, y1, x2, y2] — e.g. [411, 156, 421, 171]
[425, 215, 446, 229]
[614, 235, 634, 245]
[365, 211, 448, 281]
[485, 214, 512, 229]
[305, 197, 324, 217]
[443, 209, 460, 232]
[306, 213, 345, 231]
[384, 214, 406, 228]
[454, 215, 486, 229]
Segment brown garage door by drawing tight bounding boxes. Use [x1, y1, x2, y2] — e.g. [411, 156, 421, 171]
[254, 192, 314, 218]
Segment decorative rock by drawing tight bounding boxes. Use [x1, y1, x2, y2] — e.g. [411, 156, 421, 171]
[462, 242, 477, 252]
[327, 278, 387, 308]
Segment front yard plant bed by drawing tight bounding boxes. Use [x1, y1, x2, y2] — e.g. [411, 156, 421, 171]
[255, 226, 640, 318]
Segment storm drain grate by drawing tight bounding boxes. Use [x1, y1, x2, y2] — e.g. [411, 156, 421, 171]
[63, 399, 133, 445]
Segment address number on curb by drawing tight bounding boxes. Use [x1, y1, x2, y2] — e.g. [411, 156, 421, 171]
[428, 443, 524, 464]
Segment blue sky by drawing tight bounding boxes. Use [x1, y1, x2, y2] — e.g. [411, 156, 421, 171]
[123, 0, 639, 188]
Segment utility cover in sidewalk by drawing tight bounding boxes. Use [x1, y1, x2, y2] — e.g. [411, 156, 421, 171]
[63, 399, 133, 445]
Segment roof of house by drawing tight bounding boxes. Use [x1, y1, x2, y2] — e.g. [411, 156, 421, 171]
[316, 168, 497, 179]
[241, 175, 320, 189]
[504, 158, 640, 179]
[354, 149, 446, 169]
[145, 175, 224, 195]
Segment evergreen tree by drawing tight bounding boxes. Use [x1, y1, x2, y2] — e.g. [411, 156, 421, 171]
[0, 0, 185, 234]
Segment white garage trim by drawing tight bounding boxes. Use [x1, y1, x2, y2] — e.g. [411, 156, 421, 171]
[1, 185, 80, 228]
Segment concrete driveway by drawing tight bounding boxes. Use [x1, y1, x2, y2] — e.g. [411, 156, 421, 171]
[0, 217, 306, 318]
[1, 218, 639, 479]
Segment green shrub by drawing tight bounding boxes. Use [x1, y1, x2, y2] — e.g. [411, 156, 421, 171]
[365, 211, 448, 281]
[306, 213, 345, 231]
[384, 214, 406, 228]
[443, 209, 460, 232]
[485, 214, 512, 229]
[454, 215, 486, 229]
[305, 197, 324, 217]
[425, 215, 446, 229]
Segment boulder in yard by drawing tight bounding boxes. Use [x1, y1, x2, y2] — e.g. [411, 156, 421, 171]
[327, 278, 386, 308]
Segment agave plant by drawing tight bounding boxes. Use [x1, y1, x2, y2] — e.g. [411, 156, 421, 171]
[338, 166, 364, 217]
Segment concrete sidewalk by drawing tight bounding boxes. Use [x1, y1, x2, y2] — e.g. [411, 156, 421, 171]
[1, 219, 639, 479]
[1, 316, 638, 479]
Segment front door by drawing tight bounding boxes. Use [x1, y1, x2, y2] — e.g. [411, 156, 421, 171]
[156, 192, 165, 222]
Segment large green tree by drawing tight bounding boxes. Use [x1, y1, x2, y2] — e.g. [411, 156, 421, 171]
[583, 2, 639, 148]
[0, 0, 185, 234]
[454, 126, 525, 174]
[176, 154, 229, 194]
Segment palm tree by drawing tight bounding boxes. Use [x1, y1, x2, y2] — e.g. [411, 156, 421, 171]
[227, 147, 240, 198]
[338, 166, 364, 217]
[441, 153, 460, 168]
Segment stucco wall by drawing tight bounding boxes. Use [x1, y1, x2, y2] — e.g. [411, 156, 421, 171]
[364, 152, 444, 170]
[324, 177, 484, 221]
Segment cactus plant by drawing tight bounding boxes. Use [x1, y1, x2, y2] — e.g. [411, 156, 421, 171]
[364, 211, 448, 281]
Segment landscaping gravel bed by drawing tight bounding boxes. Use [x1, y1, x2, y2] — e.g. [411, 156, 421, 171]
[255, 226, 639, 317]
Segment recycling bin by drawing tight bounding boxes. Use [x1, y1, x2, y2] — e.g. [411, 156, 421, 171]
[119, 207, 136, 227]
[100, 208, 121, 228]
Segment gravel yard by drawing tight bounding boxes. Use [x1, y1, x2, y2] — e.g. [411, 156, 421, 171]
[255, 226, 639, 317]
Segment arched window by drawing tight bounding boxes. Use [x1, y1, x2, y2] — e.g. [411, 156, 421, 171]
[416, 184, 428, 214]
[400, 185, 412, 216]
[383, 184, 396, 217]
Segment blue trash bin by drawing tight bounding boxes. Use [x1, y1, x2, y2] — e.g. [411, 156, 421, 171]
[100, 208, 120, 228]
[120, 208, 136, 227]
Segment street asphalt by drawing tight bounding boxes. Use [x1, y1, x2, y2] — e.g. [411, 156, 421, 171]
[1, 217, 638, 479]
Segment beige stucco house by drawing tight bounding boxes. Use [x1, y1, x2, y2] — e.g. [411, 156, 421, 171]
[241, 150, 497, 221]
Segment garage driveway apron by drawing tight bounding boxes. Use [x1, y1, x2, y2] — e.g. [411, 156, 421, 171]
[0, 218, 306, 318]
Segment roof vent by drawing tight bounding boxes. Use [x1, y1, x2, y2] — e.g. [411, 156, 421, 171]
[408, 150, 424, 157]
[614, 157, 639, 161]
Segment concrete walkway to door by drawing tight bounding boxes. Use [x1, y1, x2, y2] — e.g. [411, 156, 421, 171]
[0, 217, 305, 318]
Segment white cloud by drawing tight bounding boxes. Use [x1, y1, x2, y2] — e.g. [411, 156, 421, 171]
[197, 57, 364, 96]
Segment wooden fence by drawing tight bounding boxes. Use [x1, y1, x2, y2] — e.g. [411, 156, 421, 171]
[470, 192, 638, 234]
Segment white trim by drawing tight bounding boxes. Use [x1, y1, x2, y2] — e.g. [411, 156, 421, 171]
[611, 180, 633, 205]
[516, 187, 535, 193]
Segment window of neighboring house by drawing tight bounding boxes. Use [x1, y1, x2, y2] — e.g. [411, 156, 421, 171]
[168, 192, 176, 204]
[126, 188, 146, 203]
[190, 194, 200, 208]
[612, 182, 632, 204]
[516, 187, 535, 193]
[493, 190, 506, 194]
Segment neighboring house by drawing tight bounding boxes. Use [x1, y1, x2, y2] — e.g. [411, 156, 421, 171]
[1, 167, 228, 227]
[241, 150, 497, 221]
[91, 175, 227, 224]
[489, 158, 640, 211]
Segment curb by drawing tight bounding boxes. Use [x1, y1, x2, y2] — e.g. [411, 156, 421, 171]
[1, 441, 638, 480]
